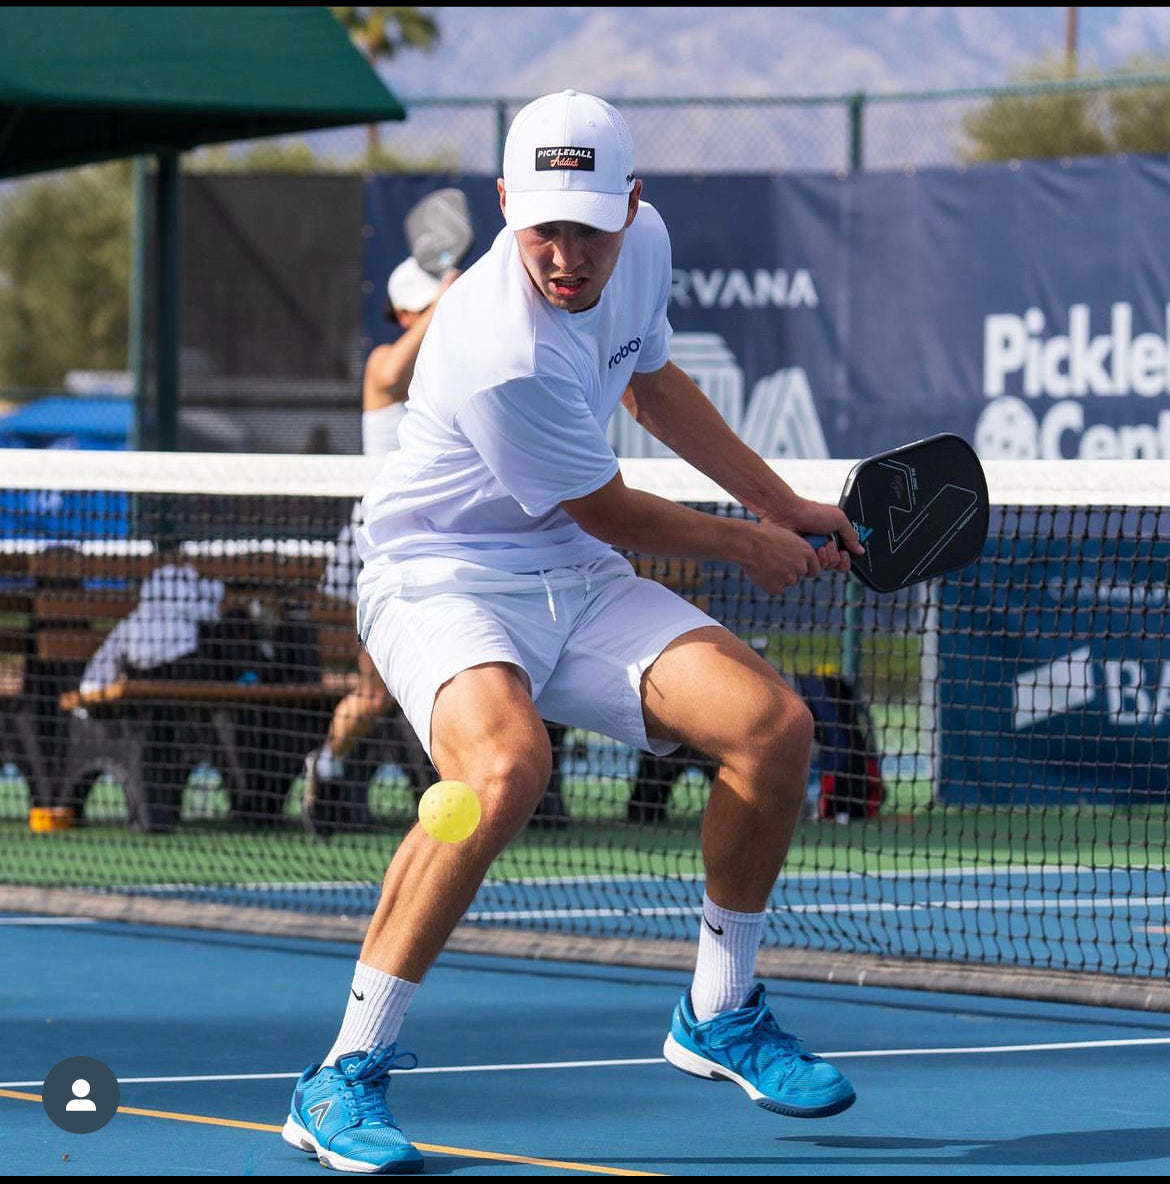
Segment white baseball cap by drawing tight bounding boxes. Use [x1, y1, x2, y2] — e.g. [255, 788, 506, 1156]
[387, 257, 441, 313]
[502, 90, 636, 233]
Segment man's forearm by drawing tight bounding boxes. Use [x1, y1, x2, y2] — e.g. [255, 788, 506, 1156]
[564, 477, 756, 566]
[627, 364, 800, 520]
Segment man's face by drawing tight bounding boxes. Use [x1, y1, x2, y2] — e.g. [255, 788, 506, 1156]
[499, 183, 642, 313]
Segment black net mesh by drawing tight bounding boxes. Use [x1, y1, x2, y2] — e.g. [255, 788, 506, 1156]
[2, 454, 1169, 1008]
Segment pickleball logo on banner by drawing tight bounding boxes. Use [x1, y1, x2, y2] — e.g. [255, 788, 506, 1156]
[535, 146, 595, 171]
[42, 1056, 119, 1133]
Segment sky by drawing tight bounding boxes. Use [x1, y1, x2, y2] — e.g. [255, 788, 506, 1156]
[379, 7, 1170, 100]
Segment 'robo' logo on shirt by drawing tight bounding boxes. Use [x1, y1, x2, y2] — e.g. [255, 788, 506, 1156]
[609, 337, 641, 369]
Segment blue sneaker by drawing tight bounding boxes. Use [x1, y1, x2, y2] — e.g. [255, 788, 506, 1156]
[282, 1045, 424, 1174]
[663, 983, 856, 1118]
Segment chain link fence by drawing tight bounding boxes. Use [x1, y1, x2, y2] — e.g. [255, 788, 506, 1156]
[290, 72, 1170, 175]
[2, 73, 1170, 448]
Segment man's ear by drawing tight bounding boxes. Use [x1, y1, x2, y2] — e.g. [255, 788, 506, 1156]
[624, 179, 643, 228]
[497, 178, 507, 220]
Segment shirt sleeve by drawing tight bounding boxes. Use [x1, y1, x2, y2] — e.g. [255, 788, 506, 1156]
[455, 376, 619, 517]
[191, 577, 225, 623]
[632, 208, 674, 373]
[79, 624, 127, 695]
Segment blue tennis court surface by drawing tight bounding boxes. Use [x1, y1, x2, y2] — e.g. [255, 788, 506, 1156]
[118, 864, 1170, 974]
[5, 914, 1170, 1176]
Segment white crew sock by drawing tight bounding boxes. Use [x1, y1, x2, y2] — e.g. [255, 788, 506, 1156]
[322, 961, 419, 1066]
[688, 892, 765, 1022]
[315, 744, 345, 781]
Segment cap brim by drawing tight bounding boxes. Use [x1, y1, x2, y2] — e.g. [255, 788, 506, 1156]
[504, 188, 630, 233]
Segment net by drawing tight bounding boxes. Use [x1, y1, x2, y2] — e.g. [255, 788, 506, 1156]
[2, 450, 1169, 1011]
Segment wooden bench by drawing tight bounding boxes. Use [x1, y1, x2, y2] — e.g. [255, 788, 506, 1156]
[0, 543, 369, 829]
[0, 543, 714, 830]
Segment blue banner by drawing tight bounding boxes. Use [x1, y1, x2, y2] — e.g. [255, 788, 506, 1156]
[937, 511, 1170, 804]
[365, 158, 1170, 462]
[364, 161, 1170, 804]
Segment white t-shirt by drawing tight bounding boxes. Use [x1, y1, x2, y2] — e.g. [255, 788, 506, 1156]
[79, 564, 225, 694]
[317, 402, 408, 604]
[362, 402, 407, 458]
[356, 201, 673, 592]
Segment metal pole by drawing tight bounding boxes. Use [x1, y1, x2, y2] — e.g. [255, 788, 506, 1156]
[1065, 7, 1079, 77]
[154, 150, 180, 451]
[496, 99, 508, 174]
[129, 157, 148, 451]
[848, 91, 865, 172]
[842, 91, 865, 687]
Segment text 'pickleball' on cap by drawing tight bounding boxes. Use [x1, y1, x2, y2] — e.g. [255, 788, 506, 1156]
[502, 90, 635, 233]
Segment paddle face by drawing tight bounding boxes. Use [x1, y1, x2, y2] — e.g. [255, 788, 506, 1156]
[404, 187, 474, 277]
[836, 433, 989, 593]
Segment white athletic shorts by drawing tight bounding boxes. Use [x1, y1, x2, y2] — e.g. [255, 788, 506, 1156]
[357, 551, 722, 760]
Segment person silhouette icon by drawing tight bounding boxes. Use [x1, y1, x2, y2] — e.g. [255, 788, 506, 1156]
[65, 1079, 97, 1111]
[43, 1056, 119, 1133]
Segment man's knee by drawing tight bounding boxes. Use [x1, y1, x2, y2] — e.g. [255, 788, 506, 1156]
[729, 680, 814, 768]
[431, 675, 552, 832]
[459, 744, 553, 836]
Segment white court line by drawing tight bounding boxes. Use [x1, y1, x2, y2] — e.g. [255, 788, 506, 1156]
[0, 916, 96, 926]
[108, 863, 1143, 895]
[821, 1037, 1170, 1057]
[463, 895, 1170, 922]
[0, 1061, 659, 1088]
[5, 1037, 1170, 1089]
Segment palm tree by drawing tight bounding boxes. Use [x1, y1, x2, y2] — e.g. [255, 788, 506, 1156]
[331, 7, 440, 158]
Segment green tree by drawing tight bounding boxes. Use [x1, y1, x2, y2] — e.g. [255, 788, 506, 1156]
[0, 162, 133, 389]
[331, 6, 440, 159]
[960, 55, 1110, 163]
[0, 7, 442, 394]
[188, 141, 328, 174]
[187, 137, 457, 175]
[1104, 56, 1170, 154]
[961, 53, 1170, 163]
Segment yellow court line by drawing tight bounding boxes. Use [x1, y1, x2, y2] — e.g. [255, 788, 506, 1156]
[0, 1089, 660, 1176]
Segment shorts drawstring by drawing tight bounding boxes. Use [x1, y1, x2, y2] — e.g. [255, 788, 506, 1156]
[539, 570, 557, 622]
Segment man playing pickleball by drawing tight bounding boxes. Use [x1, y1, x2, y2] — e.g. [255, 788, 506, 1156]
[283, 89, 863, 1174]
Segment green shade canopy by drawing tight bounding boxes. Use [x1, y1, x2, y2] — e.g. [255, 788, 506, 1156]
[0, 6, 406, 178]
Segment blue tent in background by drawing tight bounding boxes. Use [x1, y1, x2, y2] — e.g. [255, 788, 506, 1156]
[0, 396, 133, 539]
[0, 395, 132, 450]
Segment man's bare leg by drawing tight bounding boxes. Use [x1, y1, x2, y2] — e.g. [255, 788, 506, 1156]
[641, 625, 811, 912]
[359, 661, 551, 981]
[644, 626, 855, 1118]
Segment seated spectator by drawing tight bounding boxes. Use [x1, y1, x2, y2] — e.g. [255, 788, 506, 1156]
[77, 560, 261, 832]
[79, 562, 227, 695]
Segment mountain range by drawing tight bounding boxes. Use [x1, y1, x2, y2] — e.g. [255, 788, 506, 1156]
[382, 7, 1170, 100]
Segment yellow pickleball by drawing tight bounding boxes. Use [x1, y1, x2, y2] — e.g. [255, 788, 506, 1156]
[418, 780, 481, 843]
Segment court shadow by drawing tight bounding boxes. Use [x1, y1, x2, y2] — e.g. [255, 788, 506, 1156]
[781, 1126, 1170, 1167]
[417, 1154, 523, 1175]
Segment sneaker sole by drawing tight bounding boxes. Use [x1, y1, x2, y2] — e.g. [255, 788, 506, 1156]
[662, 1034, 856, 1119]
[282, 1115, 424, 1175]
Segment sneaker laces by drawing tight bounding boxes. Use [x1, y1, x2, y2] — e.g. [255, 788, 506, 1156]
[340, 1044, 418, 1126]
[711, 1003, 817, 1066]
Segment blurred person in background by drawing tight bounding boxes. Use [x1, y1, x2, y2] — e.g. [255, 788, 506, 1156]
[302, 256, 459, 835]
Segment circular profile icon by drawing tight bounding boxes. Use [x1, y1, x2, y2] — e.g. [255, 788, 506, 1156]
[42, 1057, 120, 1134]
